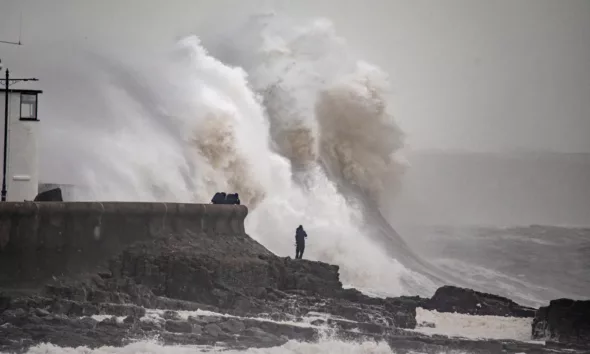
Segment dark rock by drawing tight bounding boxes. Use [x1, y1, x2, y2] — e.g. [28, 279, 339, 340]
[154, 297, 219, 313]
[384, 296, 426, 328]
[45, 285, 87, 302]
[310, 319, 325, 326]
[0, 214, 583, 353]
[162, 310, 181, 321]
[123, 315, 137, 324]
[97, 316, 120, 327]
[0, 293, 10, 313]
[77, 317, 98, 329]
[192, 324, 203, 335]
[424, 285, 536, 318]
[98, 303, 145, 318]
[199, 316, 222, 324]
[269, 312, 288, 322]
[34, 308, 50, 317]
[532, 298, 590, 346]
[140, 320, 161, 332]
[219, 318, 246, 334]
[165, 320, 193, 333]
[204, 323, 224, 337]
[69, 301, 99, 316]
[243, 327, 285, 345]
[97, 271, 113, 279]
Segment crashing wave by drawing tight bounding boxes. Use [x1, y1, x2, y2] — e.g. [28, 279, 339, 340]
[46, 14, 442, 297]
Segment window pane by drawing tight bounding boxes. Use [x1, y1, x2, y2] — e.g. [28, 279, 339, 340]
[21, 94, 37, 119]
[21, 94, 36, 104]
[23, 104, 34, 118]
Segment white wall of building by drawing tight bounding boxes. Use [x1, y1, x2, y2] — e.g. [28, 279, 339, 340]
[0, 90, 40, 201]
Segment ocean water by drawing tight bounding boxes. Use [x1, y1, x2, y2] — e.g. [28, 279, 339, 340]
[19, 9, 589, 354]
[398, 224, 590, 308]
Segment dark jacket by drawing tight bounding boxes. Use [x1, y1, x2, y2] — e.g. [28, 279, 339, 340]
[295, 227, 307, 244]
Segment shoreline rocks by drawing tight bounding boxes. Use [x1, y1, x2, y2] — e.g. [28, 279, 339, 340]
[423, 285, 537, 318]
[0, 229, 587, 353]
[532, 298, 590, 345]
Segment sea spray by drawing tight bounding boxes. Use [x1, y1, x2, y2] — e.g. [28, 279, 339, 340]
[48, 14, 437, 298]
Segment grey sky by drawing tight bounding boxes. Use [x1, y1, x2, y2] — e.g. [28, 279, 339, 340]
[1, 0, 589, 153]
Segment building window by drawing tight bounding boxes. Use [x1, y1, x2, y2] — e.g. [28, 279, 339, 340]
[20, 93, 38, 120]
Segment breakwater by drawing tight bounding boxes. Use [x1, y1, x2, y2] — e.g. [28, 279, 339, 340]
[0, 202, 248, 286]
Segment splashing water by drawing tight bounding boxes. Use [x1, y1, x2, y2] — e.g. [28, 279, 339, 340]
[50, 14, 437, 297]
[24, 339, 397, 354]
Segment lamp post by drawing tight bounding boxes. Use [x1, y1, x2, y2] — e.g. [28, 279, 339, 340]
[0, 60, 38, 201]
[2, 67, 7, 202]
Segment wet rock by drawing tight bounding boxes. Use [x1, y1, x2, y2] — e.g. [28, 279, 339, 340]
[123, 315, 137, 324]
[165, 320, 192, 333]
[97, 271, 113, 279]
[192, 324, 203, 335]
[97, 316, 120, 327]
[418, 321, 435, 328]
[45, 285, 87, 302]
[424, 285, 536, 318]
[269, 312, 288, 322]
[34, 308, 51, 317]
[154, 297, 219, 313]
[140, 320, 161, 332]
[0, 294, 11, 313]
[532, 298, 590, 346]
[204, 323, 223, 337]
[219, 318, 246, 334]
[199, 316, 222, 324]
[98, 303, 145, 318]
[77, 317, 98, 329]
[69, 301, 99, 316]
[0, 221, 584, 353]
[243, 327, 283, 344]
[162, 310, 181, 321]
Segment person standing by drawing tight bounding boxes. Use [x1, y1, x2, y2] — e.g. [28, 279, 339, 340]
[295, 225, 307, 259]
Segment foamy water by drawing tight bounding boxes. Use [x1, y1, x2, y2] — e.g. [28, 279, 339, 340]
[23, 339, 397, 354]
[19, 307, 541, 354]
[414, 308, 533, 341]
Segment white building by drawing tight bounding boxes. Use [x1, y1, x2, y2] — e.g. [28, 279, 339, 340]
[0, 89, 42, 201]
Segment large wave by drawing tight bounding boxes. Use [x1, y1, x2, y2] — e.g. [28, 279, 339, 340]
[49, 14, 439, 297]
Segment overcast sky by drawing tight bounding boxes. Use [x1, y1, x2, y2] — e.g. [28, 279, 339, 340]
[1, 0, 589, 153]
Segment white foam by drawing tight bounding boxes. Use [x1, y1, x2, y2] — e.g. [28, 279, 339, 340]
[22, 338, 396, 354]
[414, 308, 533, 341]
[88, 315, 127, 323]
[140, 308, 319, 329]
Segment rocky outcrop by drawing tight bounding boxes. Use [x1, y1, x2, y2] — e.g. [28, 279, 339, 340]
[0, 203, 586, 353]
[423, 285, 536, 318]
[532, 298, 590, 346]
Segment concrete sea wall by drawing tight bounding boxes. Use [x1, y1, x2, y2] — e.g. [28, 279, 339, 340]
[0, 202, 248, 286]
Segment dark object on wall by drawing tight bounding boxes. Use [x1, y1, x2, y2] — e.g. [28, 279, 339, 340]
[211, 192, 226, 204]
[33, 188, 63, 202]
[225, 193, 240, 205]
